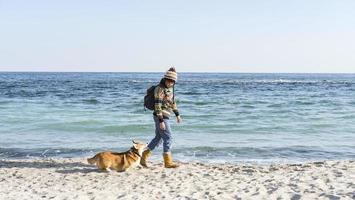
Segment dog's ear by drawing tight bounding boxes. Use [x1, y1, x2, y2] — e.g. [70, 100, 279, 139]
[132, 140, 139, 149]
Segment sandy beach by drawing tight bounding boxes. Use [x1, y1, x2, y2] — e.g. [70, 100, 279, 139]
[0, 158, 354, 200]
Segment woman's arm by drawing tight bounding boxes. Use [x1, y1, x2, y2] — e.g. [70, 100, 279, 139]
[154, 86, 165, 123]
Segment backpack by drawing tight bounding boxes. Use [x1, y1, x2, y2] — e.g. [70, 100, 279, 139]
[144, 85, 157, 110]
[144, 84, 175, 111]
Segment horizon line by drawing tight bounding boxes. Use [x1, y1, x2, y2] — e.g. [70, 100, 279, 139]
[0, 70, 355, 74]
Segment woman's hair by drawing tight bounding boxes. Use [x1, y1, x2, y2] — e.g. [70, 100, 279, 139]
[159, 78, 175, 87]
[159, 78, 166, 86]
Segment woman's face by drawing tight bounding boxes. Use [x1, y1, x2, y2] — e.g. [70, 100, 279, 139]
[165, 79, 175, 88]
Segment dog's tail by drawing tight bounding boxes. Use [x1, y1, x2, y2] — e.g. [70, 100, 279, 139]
[87, 154, 98, 165]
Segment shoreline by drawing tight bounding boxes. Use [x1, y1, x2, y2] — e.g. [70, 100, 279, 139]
[1, 158, 354, 199]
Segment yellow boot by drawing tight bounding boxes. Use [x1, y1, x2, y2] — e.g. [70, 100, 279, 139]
[163, 152, 179, 168]
[140, 149, 152, 168]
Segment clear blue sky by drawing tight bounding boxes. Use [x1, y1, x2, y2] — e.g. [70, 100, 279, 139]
[0, 0, 354, 72]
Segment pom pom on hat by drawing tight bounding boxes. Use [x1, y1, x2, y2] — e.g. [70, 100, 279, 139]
[168, 67, 176, 72]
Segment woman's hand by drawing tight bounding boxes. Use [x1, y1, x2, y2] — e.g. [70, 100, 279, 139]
[159, 122, 166, 130]
[176, 115, 182, 123]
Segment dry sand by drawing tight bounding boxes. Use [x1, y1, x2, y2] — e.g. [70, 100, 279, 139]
[0, 158, 354, 200]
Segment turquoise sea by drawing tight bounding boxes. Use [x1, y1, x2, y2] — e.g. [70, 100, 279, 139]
[1, 72, 354, 163]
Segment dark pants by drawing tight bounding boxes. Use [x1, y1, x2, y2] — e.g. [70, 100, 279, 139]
[147, 116, 172, 153]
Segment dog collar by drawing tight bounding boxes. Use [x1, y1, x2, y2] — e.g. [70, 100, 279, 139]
[131, 148, 141, 157]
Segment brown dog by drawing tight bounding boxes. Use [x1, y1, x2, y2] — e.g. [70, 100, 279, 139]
[87, 140, 147, 172]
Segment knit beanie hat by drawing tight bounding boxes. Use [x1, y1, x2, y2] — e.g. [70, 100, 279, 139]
[164, 67, 178, 82]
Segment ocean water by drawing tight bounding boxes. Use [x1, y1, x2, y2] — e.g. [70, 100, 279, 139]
[1, 72, 355, 164]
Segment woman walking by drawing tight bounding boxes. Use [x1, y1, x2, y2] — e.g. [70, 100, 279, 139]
[141, 67, 182, 168]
